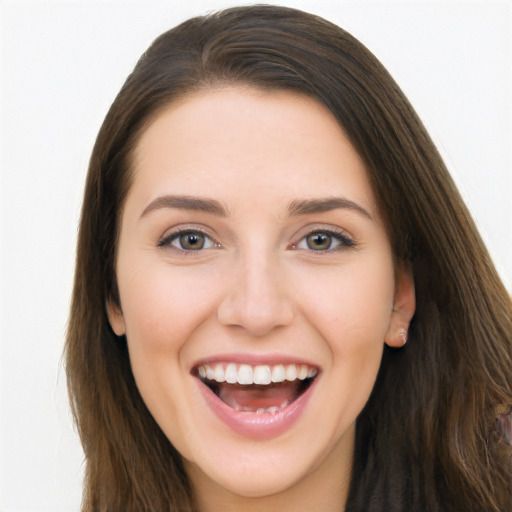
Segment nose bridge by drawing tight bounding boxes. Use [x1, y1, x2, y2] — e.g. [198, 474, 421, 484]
[217, 246, 294, 336]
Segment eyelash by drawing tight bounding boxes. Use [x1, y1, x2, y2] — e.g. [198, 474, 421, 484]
[158, 229, 219, 253]
[291, 229, 355, 252]
[158, 227, 355, 254]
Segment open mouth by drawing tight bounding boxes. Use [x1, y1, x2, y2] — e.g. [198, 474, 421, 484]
[194, 362, 318, 414]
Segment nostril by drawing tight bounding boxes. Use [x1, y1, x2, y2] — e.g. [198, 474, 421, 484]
[217, 299, 294, 336]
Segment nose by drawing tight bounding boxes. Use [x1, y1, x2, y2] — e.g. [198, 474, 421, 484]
[217, 253, 294, 337]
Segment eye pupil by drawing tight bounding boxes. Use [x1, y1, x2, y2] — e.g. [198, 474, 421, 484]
[307, 233, 331, 250]
[180, 232, 204, 250]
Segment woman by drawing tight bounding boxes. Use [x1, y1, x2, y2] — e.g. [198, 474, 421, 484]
[65, 5, 512, 511]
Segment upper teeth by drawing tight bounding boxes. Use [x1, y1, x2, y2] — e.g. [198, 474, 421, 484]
[197, 363, 317, 385]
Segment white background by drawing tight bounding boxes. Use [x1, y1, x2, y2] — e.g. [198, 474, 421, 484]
[1, 1, 510, 510]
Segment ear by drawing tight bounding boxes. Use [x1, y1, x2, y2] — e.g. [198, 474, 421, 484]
[106, 300, 126, 336]
[385, 263, 416, 348]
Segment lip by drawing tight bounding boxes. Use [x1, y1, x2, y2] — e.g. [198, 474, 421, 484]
[192, 354, 319, 440]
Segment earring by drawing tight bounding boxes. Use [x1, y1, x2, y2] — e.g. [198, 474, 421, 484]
[385, 326, 408, 348]
[397, 327, 408, 346]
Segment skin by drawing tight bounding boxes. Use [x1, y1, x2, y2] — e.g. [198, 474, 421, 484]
[108, 87, 415, 512]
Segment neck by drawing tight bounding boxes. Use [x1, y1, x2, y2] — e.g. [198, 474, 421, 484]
[188, 427, 354, 512]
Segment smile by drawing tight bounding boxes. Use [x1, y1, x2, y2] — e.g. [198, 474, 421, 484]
[193, 361, 319, 439]
[198, 362, 317, 385]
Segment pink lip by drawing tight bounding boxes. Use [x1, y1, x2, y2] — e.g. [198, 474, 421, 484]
[194, 370, 318, 440]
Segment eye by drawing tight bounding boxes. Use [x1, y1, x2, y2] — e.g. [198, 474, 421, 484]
[294, 230, 355, 251]
[158, 230, 218, 251]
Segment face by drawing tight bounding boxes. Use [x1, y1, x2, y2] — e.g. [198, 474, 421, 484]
[109, 87, 415, 502]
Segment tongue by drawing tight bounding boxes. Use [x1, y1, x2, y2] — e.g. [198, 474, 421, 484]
[217, 382, 299, 411]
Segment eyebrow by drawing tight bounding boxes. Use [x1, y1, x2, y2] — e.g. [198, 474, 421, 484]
[140, 195, 229, 218]
[287, 197, 372, 220]
[140, 194, 372, 220]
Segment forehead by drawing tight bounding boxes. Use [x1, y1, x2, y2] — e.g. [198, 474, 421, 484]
[129, 87, 377, 216]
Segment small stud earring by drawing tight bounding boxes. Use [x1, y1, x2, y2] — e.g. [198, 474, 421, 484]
[397, 327, 408, 346]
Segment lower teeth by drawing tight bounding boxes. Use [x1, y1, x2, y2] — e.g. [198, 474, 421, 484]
[234, 401, 289, 414]
[202, 376, 315, 412]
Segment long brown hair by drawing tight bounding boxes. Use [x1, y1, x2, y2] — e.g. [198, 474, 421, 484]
[65, 5, 512, 511]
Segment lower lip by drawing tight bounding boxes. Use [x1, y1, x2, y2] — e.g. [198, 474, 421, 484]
[196, 378, 317, 440]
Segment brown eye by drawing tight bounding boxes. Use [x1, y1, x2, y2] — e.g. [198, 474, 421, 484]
[178, 232, 206, 250]
[306, 233, 332, 251]
[293, 230, 355, 252]
[158, 230, 217, 251]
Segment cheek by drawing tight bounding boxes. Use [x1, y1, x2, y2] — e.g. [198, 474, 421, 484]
[296, 257, 395, 436]
[116, 261, 221, 419]
[297, 255, 396, 348]
[116, 263, 221, 444]
[118, 262, 220, 354]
